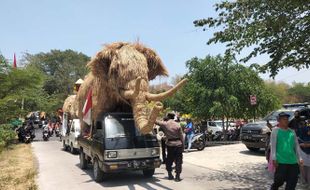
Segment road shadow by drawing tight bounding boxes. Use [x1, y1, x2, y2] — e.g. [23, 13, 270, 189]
[184, 149, 200, 153]
[239, 150, 265, 157]
[188, 162, 306, 190]
[75, 164, 173, 190]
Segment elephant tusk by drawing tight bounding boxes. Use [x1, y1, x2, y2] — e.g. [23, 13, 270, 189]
[146, 78, 188, 101]
[120, 77, 142, 99]
[139, 101, 163, 134]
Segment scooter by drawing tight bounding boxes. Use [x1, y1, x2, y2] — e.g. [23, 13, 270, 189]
[55, 128, 60, 137]
[185, 132, 206, 151]
[24, 132, 32, 143]
[227, 129, 239, 141]
[48, 127, 54, 137]
[212, 131, 223, 141]
[43, 128, 49, 141]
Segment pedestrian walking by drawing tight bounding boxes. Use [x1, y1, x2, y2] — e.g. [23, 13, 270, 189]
[270, 112, 303, 190]
[155, 113, 184, 182]
[185, 118, 194, 152]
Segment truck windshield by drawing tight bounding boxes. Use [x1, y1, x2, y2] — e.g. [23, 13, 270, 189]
[263, 111, 294, 121]
[104, 115, 140, 138]
[103, 114, 159, 149]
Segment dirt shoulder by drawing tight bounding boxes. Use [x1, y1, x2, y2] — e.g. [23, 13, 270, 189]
[0, 143, 37, 190]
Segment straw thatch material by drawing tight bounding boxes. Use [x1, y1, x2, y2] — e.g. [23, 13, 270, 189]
[87, 42, 168, 81]
[62, 95, 78, 118]
[75, 42, 182, 134]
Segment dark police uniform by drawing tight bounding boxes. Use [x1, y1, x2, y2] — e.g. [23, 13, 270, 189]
[156, 119, 184, 181]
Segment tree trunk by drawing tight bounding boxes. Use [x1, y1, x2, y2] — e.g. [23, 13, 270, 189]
[222, 117, 226, 141]
[225, 118, 229, 141]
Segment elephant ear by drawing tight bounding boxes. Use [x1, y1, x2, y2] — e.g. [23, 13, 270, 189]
[133, 43, 169, 80]
[87, 42, 128, 77]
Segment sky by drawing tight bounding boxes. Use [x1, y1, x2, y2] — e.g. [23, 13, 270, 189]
[0, 0, 309, 85]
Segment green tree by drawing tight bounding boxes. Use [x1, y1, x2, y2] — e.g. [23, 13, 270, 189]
[164, 55, 280, 132]
[288, 82, 310, 103]
[0, 54, 11, 75]
[0, 65, 46, 123]
[264, 81, 295, 104]
[23, 50, 90, 96]
[194, 0, 310, 77]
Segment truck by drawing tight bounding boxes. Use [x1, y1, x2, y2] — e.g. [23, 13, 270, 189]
[62, 118, 81, 154]
[77, 112, 161, 182]
[241, 103, 310, 151]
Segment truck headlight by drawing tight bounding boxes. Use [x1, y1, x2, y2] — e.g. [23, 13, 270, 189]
[107, 151, 117, 158]
[151, 148, 159, 156]
[261, 128, 270, 134]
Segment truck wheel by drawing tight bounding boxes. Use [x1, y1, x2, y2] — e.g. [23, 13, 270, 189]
[79, 150, 87, 169]
[143, 169, 155, 178]
[247, 146, 260, 152]
[93, 158, 104, 182]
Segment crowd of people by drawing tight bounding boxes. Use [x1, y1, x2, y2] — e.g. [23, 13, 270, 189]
[44, 120, 61, 137]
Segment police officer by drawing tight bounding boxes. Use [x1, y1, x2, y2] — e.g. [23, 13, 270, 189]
[156, 113, 184, 182]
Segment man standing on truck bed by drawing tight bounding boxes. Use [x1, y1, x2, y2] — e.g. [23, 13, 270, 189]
[270, 112, 303, 190]
[155, 113, 184, 182]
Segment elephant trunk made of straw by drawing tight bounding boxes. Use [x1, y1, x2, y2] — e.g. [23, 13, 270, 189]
[76, 42, 187, 134]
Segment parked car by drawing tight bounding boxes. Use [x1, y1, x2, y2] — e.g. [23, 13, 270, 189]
[78, 112, 161, 182]
[206, 121, 222, 134]
[241, 103, 310, 151]
[62, 119, 80, 154]
[215, 120, 237, 130]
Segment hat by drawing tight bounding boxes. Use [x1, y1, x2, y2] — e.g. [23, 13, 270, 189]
[278, 112, 290, 118]
[167, 113, 175, 120]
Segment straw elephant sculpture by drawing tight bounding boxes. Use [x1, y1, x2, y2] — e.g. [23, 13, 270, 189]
[63, 42, 187, 134]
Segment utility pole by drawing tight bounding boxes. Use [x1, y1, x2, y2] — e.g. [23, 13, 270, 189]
[21, 98, 24, 110]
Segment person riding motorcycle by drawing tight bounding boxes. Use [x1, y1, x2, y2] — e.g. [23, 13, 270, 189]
[16, 125, 26, 142]
[24, 120, 35, 139]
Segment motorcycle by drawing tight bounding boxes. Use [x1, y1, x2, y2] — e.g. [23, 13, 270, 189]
[43, 128, 49, 141]
[206, 131, 223, 141]
[24, 132, 32, 143]
[185, 132, 206, 151]
[55, 127, 60, 137]
[16, 126, 26, 142]
[41, 120, 48, 129]
[48, 127, 54, 137]
[226, 129, 239, 141]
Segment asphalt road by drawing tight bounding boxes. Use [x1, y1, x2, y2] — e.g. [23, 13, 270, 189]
[34, 128, 61, 142]
[32, 141, 307, 190]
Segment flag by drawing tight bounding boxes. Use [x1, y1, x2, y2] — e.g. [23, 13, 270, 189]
[13, 53, 17, 68]
[82, 89, 92, 125]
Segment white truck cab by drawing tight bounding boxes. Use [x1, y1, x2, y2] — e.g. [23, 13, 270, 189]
[62, 119, 80, 154]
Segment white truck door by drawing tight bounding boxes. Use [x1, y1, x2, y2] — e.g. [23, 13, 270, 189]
[62, 113, 68, 137]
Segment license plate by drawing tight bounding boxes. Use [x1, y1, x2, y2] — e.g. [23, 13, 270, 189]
[243, 135, 251, 140]
[252, 135, 262, 138]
